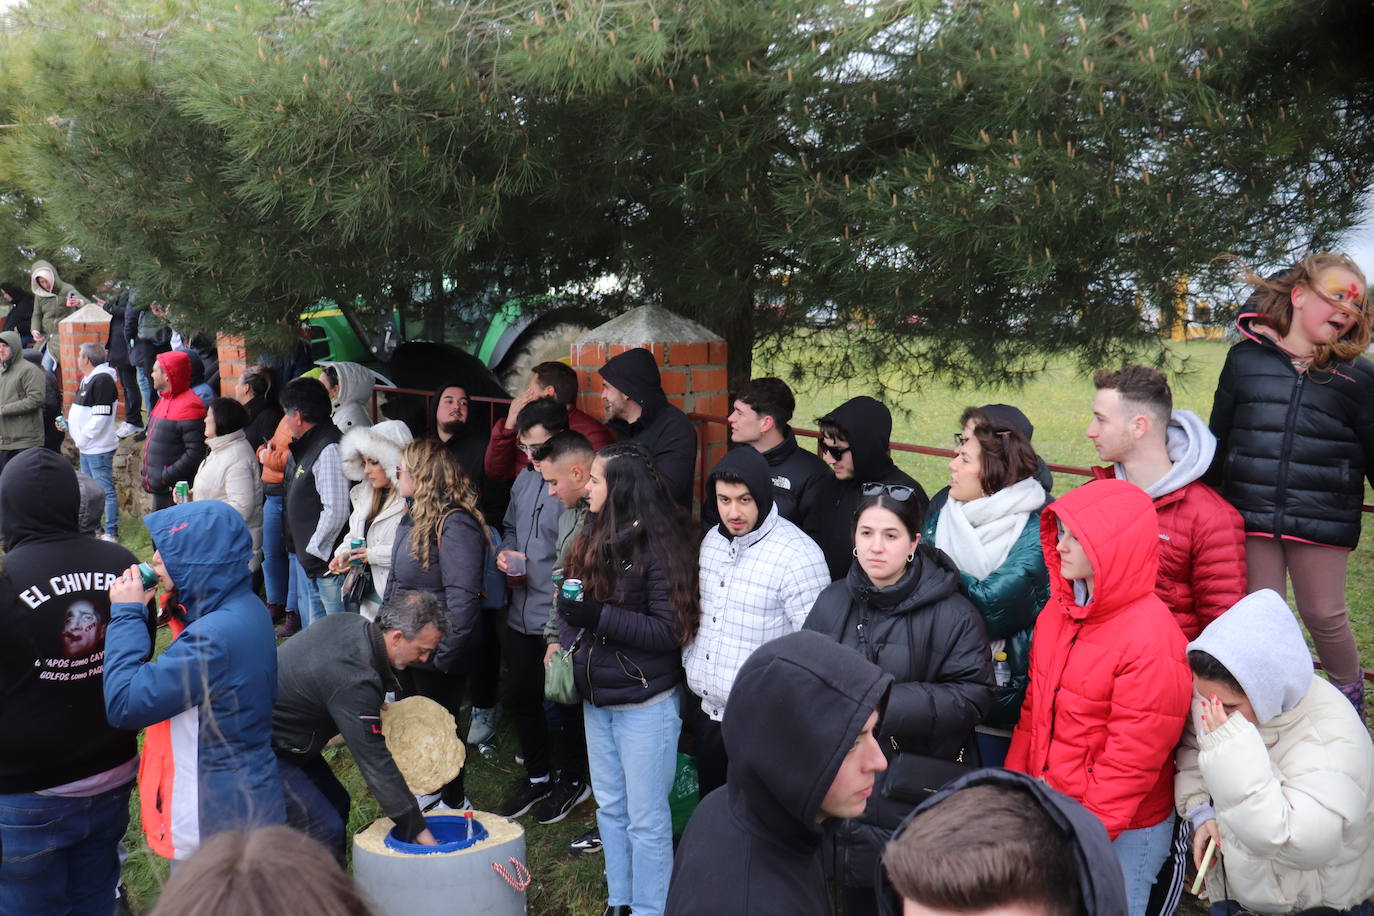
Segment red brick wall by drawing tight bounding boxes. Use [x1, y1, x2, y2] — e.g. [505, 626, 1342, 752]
[217, 334, 248, 397]
[570, 338, 730, 510]
[57, 308, 112, 412]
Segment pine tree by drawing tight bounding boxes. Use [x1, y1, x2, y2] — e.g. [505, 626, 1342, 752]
[1, 0, 1370, 383]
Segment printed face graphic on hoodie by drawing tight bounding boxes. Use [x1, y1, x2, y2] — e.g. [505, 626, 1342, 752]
[61, 601, 104, 659]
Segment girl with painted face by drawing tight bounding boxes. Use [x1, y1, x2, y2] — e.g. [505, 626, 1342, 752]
[1207, 252, 1372, 716]
[803, 488, 993, 916]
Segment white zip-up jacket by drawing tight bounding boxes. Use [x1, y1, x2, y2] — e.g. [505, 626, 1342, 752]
[68, 363, 119, 455]
[685, 506, 830, 721]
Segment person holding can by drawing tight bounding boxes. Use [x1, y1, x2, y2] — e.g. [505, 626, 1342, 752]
[330, 420, 413, 620]
[557, 441, 700, 916]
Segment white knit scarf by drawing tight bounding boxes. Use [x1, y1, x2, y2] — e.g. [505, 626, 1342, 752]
[934, 476, 1046, 580]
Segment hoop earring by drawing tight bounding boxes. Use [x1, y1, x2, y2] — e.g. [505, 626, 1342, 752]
[906, 551, 915, 563]
[852, 548, 859, 558]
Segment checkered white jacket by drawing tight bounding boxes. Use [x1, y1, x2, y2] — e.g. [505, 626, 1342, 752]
[684, 506, 832, 720]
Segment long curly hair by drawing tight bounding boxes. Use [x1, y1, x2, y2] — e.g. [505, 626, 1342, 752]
[401, 439, 486, 569]
[1241, 252, 1370, 369]
[564, 442, 701, 645]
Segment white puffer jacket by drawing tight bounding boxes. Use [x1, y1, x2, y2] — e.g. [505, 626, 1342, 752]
[334, 484, 406, 618]
[1176, 590, 1374, 913]
[192, 429, 264, 572]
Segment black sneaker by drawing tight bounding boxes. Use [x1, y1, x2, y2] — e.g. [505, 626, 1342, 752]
[568, 826, 602, 855]
[533, 777, 592, 825]
[496, 778, 553, 818]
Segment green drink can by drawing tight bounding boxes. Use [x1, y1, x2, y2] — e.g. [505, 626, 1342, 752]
[350, 538, 365, 566]
[174, 481, 190, 503]
[137, 563, 159, 590]
[560, 579, 584, 602]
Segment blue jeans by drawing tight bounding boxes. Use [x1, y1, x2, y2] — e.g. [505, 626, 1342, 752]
[261, 494, 288, 606]
[0, 782, 132, 916]
[136, 365, 157, 417]
[277, 754, 351, 865]
[584, 689, 681, 916]
[79, 451, 118, 537]
[293, 555, 344, 627]
[1113, 812, 1175, 916]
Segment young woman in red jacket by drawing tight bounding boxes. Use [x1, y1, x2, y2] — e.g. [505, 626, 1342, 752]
[1006, 478, 1191, 916]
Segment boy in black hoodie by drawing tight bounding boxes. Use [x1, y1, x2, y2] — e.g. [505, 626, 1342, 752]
[807, 396, 929, 580]
[598, 348, 698, 509]
[666, 630, 893, 916]
[0, 449, 141, 914]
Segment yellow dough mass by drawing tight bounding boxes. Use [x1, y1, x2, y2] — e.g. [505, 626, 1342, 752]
[380, 696, 465, 795]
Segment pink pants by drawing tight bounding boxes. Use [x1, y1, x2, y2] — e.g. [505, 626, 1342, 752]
[1245, 536, 1363, 685]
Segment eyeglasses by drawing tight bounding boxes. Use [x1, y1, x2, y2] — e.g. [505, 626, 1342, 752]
[861, 482, 917, 501]
[518, 441, 552, 461]
[952, 433, 969, 448]
[820, 443, 851, 460]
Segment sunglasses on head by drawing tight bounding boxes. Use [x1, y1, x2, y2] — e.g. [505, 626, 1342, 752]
[861, 482, 916, 501]
[820, 443, 851, 460]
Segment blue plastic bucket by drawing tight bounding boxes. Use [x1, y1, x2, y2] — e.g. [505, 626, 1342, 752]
[384, 814, 489, 855]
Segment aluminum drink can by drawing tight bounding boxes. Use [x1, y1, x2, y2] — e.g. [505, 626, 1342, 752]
[350, 538, 365, 566]
[560, 579, 584, 602]
[174, 481, 190, 502]
[137, 563, 159, 589]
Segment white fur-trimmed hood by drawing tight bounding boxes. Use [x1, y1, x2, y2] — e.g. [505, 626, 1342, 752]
[340, 419, 412, 483]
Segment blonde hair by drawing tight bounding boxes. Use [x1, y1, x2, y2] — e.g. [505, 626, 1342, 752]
[401, 439, 486, 569]
[1241, 252, 1370, 368]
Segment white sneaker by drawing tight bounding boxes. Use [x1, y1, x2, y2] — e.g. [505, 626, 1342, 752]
[98, 533, 120, 543]
[115, 422, 143, 438]
[466, 706, 500, 745]
[429, 797, 473, 813]
[415, 791, 443, 811]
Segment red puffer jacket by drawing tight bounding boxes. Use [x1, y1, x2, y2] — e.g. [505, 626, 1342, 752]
[1006, 478, 1190, 839]
[1092, 467, 1246, 640]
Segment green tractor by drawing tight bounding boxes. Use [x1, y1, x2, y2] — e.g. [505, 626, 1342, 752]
[302, 295, 603, 404]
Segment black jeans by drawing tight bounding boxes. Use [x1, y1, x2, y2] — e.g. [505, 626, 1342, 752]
[681, 695, 728, 798]
[501, 626, 586, 782]
[116, 363, 142, 427]
[399, 665, 467, 806]
[466, 606, 502, 710]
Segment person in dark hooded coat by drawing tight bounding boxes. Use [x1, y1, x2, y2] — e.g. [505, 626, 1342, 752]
[878, 768, 1129, 915]
[597, 348, 698, 509]
[806, 396, 929, 580]
[666, 630, 893, 916]
[0, 281, 35, 345]
[804, 489, 992, 914]
[20, 348, 63, 453]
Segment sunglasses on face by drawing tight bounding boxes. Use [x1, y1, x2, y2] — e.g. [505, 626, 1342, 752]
[820, 443, 851, 460]
[517, 441, 552, 461]
[861, 482, 916, 501]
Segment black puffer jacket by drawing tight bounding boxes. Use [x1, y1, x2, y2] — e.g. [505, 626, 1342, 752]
[557, 522, 685, 707]
[600, 348, 698, 509]
[806, 397, 929, 579]
[1207, 314, 1374, 549]
[803, 546, 993, 889]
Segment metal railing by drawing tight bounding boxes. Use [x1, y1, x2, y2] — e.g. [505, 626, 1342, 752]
[359, 386, 1372, 685]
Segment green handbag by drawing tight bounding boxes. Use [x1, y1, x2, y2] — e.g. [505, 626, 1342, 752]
[544, 641, 580, 705]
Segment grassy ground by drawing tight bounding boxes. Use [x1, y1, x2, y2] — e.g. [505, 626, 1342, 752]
[116, 336, 1368, 914]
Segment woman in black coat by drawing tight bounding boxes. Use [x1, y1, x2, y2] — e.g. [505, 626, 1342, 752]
[1, 282, 35, 346]
[386, 437, 486, 809]
[803, 488, 992, 915]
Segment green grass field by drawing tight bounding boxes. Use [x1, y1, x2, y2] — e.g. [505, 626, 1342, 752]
[116, 337, 1370, 914]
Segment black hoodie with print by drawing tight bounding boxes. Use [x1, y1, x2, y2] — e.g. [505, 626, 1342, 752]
[666, 630, 893, 916]
[806, 397, 929, 580]
[599, 348, 698, 509]
[0, 449, 141, 792]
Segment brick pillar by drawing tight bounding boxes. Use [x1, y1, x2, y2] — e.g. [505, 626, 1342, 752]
[57, 304, 112, 410]
[217, 334, 249, 397]
[570, 305, 729, 512]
